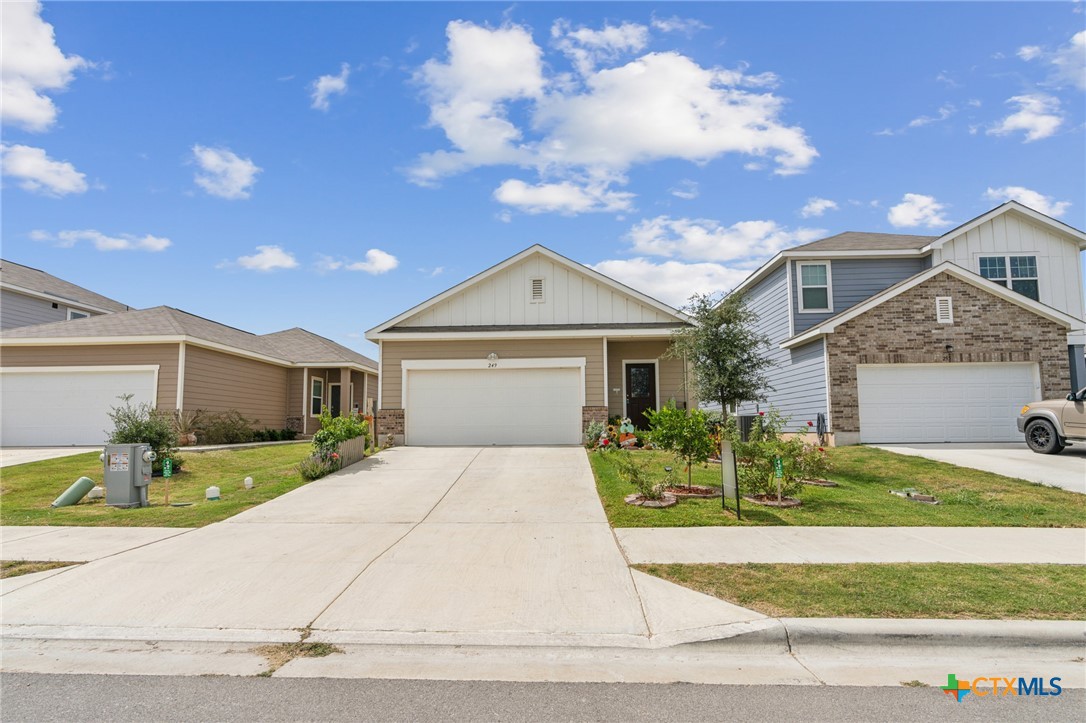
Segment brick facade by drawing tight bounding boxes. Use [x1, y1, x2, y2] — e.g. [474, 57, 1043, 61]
[827, 272, 1070, 435]
[582, 406, 609, 431]
[376, 408, 405, 444]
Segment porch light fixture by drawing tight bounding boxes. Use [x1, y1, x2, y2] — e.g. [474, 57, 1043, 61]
[487, 352, 498, 362]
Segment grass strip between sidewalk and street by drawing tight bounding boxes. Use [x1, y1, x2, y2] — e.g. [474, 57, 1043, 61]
[0, 443, 314, 528]
[590, 447, 1086, 528]
[638, 562, 1086, 620]
[1, 560, 82, 578]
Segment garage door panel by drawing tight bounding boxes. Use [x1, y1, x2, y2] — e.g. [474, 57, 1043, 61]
[856, 363, 1039, 444]
[406, 367, 581, 446]
[1, 369, 157, 446]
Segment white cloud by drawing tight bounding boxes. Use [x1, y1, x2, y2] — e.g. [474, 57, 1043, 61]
[800, 197, 838, 218]
[0, 2, 88, 132]
[1050, 30, 1086, 90]
[493, 178, 634, 214]
[552, 19, 649, 76]
[34, 229, 171, 252]
[908, 103, 955, 128]
[669, 179, 699, 200]
[887, 193, 949, 228]
[590, 258, 749, 307]
[983, 186, 1071, 217]
[650, 15, 710, 35]
[345, 248, 399, 274]
[0, 143, 87, 196]
[409, 21, 817, 207]
[230, 245, 297, 272]
[311, 62, 350, 111]
[1017, 45, 1043, 61]
[987, 94, 1063, 142]
[192, 145, 262, 199]
[626, 215, 823, 263]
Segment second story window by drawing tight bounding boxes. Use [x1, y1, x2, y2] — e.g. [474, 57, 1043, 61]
[979, 255, 1039, 301]
[798, 262, 832, 312]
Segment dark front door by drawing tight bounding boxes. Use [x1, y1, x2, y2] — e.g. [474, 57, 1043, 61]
[329, 383, 342, 417]
[625, 363, 657, 428]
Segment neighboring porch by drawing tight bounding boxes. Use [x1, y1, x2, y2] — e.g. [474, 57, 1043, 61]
[290, 366, 379, 437]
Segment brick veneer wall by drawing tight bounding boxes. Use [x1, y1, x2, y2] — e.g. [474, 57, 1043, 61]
[377, 409, 405, 444]
[827, 272, 1070, 435]
[582, 406, 609, 431]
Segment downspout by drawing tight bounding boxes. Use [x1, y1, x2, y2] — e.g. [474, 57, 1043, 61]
[602, 336, 608, 417]
[302, 367, 309, 436]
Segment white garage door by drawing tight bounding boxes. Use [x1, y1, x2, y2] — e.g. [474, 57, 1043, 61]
[406, 366, 582, 445]
[0, 367, 158, 446]
[857, 363, 1040, 443]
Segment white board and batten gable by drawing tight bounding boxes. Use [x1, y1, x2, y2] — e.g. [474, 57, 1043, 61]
[927, 202, 1086, 342]
[367, 245, 689, 340]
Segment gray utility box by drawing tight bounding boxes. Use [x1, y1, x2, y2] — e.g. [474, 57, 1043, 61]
[101, 444, 156, 509]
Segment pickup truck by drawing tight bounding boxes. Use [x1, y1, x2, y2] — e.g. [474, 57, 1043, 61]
[1018, 387, 1086, 454]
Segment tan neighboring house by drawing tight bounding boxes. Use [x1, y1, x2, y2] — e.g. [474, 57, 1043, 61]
[1, 258, 132, 329]
[366, 245, 693, 446]
[0, 306, 377, 446]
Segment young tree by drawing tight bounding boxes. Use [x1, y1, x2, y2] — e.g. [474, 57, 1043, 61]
[666, 292, 774, 421]
[646, 403, 715, 489]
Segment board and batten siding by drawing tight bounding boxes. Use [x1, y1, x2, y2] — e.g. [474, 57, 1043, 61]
[931, 212, 1086, 331]
[396, 253, 675, 328]
[605, 339, 690, 417]
[791, 258, 927, 334]
[0, 343, 179, 410]
[0, 289, 101, 330]
[381, 338, 604, 409]
[735, 265, 830, 427]
[182, 344, 289, 429]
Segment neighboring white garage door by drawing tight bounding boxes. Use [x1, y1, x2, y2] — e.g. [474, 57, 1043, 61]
[405, 364, 583, 446]
[856, 363, 1040, 443]
[0, 366, 158, 446]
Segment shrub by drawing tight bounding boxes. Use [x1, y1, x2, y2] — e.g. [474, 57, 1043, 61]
[614, 451, 664, 500]
[198, 410, 257, 445]
[298, 450, 340, 480]
[645, 402, 715, 489]
[584, 420, 606, 448]
[106, 395, 181, 474]
[279, 428, 298, 441]
[723, 409, 804, 499]
[312, 408, 369, 456]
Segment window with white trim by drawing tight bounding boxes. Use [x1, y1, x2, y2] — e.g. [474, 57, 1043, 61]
[310, 377, 324, 416]
[798, 262, 832, 312]
[529, 276, 545, 303]
[935, 296, 953, 324]
[979, 255, 1039, 301]
[67, 309, 89, 320]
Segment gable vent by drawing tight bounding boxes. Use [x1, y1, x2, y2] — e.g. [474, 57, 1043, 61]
[530, 277, 545, 303]
[935, 296, 953, 324]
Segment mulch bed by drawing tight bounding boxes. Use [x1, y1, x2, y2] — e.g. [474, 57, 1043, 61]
[743, 495, 803, 508]
[624, 492, 678, 508]
[663, 485, 720, 499]
[802, 478, 838, 487]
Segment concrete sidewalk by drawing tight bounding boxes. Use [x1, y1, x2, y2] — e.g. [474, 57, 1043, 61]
[1, 526, 191, 563]
[616, 526, 1086, 565]
[0, 448, 98, 468]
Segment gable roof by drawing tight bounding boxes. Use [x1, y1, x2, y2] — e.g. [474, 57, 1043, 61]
[781, 261, 1081, 349]
[789, 231, 936, 252]
[0, 306, 376, 370]
[0, 259, 131, 313]
[924, 200, 1086, 251]
[366, 244, 690, 338]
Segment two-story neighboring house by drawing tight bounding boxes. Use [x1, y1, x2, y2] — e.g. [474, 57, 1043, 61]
[734, 201, 1086, 445]
[0, 259, 132, 329]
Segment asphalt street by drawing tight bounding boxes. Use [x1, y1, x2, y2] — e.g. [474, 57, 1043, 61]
[1, 674, 1082, 722]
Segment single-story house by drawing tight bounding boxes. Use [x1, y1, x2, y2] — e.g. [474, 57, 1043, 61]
[0, 306, 377, 446]
[1, 258, 132, 329]
[366, 245, 694, 446]
[734, 201, 1085, 444]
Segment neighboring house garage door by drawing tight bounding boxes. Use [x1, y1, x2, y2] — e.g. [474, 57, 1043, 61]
[856, 363, 1040, 443]
[405, 364, 583, 445]
[0, 367, 158, 446]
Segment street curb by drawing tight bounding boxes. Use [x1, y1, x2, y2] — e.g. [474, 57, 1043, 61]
[779, 618, 1086, 649]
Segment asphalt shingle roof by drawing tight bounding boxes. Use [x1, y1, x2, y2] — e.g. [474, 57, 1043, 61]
[789, 232, 937, 252]
[0, 259, 131, 312]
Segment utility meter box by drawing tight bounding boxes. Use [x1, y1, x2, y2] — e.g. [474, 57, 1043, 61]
[101, 444, 156, 509]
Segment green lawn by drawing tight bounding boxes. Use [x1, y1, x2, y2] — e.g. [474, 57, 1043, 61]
[1, 560, 81, 578]
[638, 563, 1086, 620]
[0, 443, 315, 528]
[590, 447, 1086, 528]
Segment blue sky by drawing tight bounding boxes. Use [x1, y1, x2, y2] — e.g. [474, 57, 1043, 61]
[2, 1, 1083, 357]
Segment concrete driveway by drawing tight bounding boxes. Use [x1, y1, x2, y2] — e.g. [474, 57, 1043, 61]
[873, 442, 1086, 494]
[0, 446, 762, 648]
[0, 447, 98, 468]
